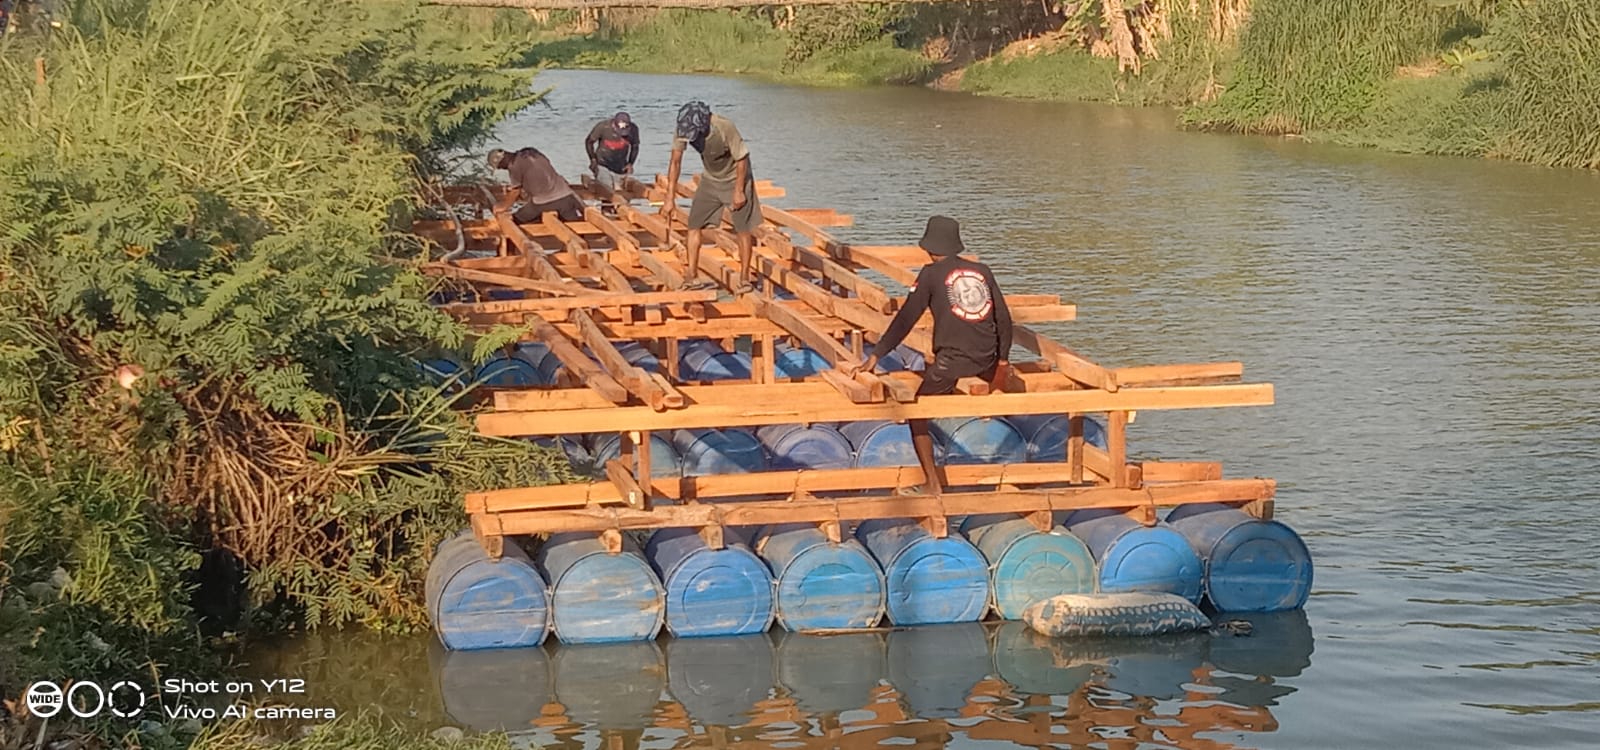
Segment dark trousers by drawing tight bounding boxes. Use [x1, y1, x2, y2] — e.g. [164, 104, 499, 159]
[514, 194, 584, 223]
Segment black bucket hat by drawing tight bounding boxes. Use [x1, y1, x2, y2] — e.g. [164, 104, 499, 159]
[918, 215, 965, 256]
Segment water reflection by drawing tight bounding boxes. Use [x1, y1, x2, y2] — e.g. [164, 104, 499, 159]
[412, 613, 1316, 750]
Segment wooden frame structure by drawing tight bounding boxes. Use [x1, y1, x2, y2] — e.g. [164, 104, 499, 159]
[417, 176, 1276, 559]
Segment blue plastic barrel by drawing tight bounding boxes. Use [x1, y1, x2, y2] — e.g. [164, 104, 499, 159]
[754, 524, 885, 631]
[1003, 414, 1108, 462]
[855, 518, 989, 625]
[515, 342, 564, 383]
[1207, 609, 1315, 679]
[665, 634, 775, 726]
[775, 631, 886, 714]
[1082, 633, 1210, 701]
[961, 516, 1097, 619]
[674, 428, 767, 476]
[425, 532, 549, 650]
[536, 532, 665, 644]
[990, 621, 1095, 697]
[552, 640, 664, 729]
[420, 358, 466, 386]
[643, 528, 774, 637]
[773, 344, 831, 379]
[591, 433, 682, 480]
[840, 420, 924, 468]
[876, 345, 926, 373]
[1063, 509, 1204, 603]
[1165, 504, 1313, 612]
[757, 424, 855, 470]
[614, 340, 661, 372]
[430, 642, 551, 732]
[484, 288, 525, 301]
[679, 340, 753, 381]
[885, 623, 990, 718]
[929, 417, 1028, 465]
[473, 351, 546, 388]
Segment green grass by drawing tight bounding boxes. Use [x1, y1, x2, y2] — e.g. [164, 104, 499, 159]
[959, 48, 1142, 104]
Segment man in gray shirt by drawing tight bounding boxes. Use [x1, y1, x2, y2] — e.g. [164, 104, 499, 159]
[664, 101, 760, 293]
[488, 147, 584, 223]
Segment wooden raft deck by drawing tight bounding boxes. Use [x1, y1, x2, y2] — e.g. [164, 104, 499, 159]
[416, 175, 1277, 559]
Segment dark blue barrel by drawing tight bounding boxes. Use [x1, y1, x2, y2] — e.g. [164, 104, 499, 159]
[929, 417, 1028, 465]
[484, 288, 525, 301]
[990, 621, 1095, 697]
[674, 428, 767, 476]
[1165, 504, 1313, 612]
[420, 358, 466, 386]
[876, 345, 926, 373]
[855, 518, 989, 625]
[474, 351, 546, 388]
[425, 532, 549, 650]
[1003, 414, 1108, 462]
[1063, 509, 1203, 603]
[643, 528, 774, 637]
[775, 631, 886, 714]
[591, 433, 682, 480]
[757, 423, 855, 470]
[773, 344, 831, 379]
[613, 340, 661, 372]
[536, 532, 665, 644]
[753, 524, 885, 630]
[885, 623, 990, 718]
[1083, 633, 1210, 701]
[679, 340, 753, 381]
[840, 420, 922, 468]
[516, 342, 564, 383]
[430, 642, 551, 732]
[665, 634, 775, 725]
[552, 641, 665, 729]
[961, 516, 1097, 619]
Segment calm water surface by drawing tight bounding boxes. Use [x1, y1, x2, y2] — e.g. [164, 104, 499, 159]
[250, 71, 1600, 748]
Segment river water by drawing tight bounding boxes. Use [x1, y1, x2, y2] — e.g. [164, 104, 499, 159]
[249, 71, 1600, 748]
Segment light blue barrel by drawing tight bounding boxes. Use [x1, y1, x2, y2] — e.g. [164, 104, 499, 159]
[929, 417, 1028, 465]
[536, 532, 665, 644]
[1064, 509, 1204, 603]
[674, 428, 767, 476]
[643, 528, 774, 637]
[885, 623, 990, 718]
[961, 516, 1097, 619]
[665, 633, 775, 726]
[474, 351, 545, 388]
[754, 524, 885, 631]
[426, 532, 549, 651]
[679, 340, 753, 381]
[855, 518, 989, 625]
[430, 642, 551, 732]
[591, 433, 681, 480]
[757, 423, 854, 470]
[773, 344, 831, 379]
[1003, 414, 1108, 462]
[776, 631, 886, 714]
[840, 420, 923, 468]
[991, 621, 1095, 697]
[1165, 504, 1313, 612]
[552, 640, 665, 729]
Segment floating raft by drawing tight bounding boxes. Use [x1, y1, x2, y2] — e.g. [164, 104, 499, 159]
[415, 173, 1303, 647]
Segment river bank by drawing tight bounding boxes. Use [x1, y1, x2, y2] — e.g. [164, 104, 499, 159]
[525, 1, 1599, 170]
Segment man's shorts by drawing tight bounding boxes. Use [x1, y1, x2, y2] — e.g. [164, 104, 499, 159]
[594, 166, 626, 192]
[687, 175, 761, 234]
[917, 357, 998, 396]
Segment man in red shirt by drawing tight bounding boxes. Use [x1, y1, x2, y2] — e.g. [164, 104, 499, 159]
[844, 216, 1013, 493]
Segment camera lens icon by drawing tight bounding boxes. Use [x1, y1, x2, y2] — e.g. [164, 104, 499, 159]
[24, 681, 64, 719]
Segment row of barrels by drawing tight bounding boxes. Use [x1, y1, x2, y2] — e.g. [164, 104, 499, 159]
[433, 613, 1315, 732]
[428, 503, 1312, 650]
[425, 339, 864, 387]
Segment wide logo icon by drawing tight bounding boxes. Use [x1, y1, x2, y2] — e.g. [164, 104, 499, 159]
[24, 681, 64, 719]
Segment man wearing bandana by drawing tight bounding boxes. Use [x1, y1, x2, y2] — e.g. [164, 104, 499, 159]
[844, 216, 1014, 494]
[664, 101, 760, 293]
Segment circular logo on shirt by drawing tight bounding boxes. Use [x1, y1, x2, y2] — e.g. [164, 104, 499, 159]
[945, 269, 993, 322]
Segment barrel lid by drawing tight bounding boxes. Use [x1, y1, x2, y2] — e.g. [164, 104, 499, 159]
[661, 546, 774, 637]
[881, 537, 989, 625]
[1098, 526, 1204, 603]
[550, 552, 665, 643]
[1205, 520, 1313, 612]
[775, 542, 885, 630]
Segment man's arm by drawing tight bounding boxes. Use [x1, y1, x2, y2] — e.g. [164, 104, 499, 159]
[584, 123, 601, 171]
[624, 129, 640, 173]
[869, 268, 934, 361]
[986, 269, 1013, 391]
[732, 156, 750, 210]
[664, 144, 685, 222]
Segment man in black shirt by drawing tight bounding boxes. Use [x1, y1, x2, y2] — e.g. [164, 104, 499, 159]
[584, 111, 639, 198]
[844, 216, 1013, 493]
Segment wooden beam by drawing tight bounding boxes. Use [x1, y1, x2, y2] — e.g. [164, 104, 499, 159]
[546, 212, 634, 292]
[604, 459, 647, 509]
[753, 228, 894, 313]
[1011, 325, 1118, 392]
[1107, 410, 1129, 488]
[422, 264, 587, 297]
[477, 382, 1274, 436]
[568, 308, 684, 410]
[437, 289, 715, 316]
[523, 315, 629, 404]
[1114, 362, 1244, 388]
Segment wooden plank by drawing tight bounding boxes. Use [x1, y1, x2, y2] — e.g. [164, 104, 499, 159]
[747, 295, 887, 403]
[753, 228, 894, 313]
[1115, 362, 1244, 388]
[483, 479, 1276, 535]
[1139, 461, 1223, 482]
[422, 265, 588, 297]
[604, 459, 647, 509]
[783, 208, 853, 227]
[437, 289, 715, 316]
[477, 383, 1274, 436]
[523, 315, 629, 404]
[546, 213, 635, 293]
[1011, 325, 1118, 392]
[1107, 410, 1129, 488]
[568, 308, 683, 409]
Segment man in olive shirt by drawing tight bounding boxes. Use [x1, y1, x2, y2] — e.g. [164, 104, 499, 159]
[488, 147, 584, 223]
[585, 111, 640, 197]
[664, 101, 760, 293]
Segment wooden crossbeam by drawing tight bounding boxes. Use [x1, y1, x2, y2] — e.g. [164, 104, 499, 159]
[477, 382, 1275, 436]
[754, 227, 894, 312]
[545, 213, 634, 292]
[1114, 362, 1244, 387]
[422, 264, 585, 296]
[568, 309, 685, 410]
[477, 479, 1276, 535]
[524, 316, 629, 403]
